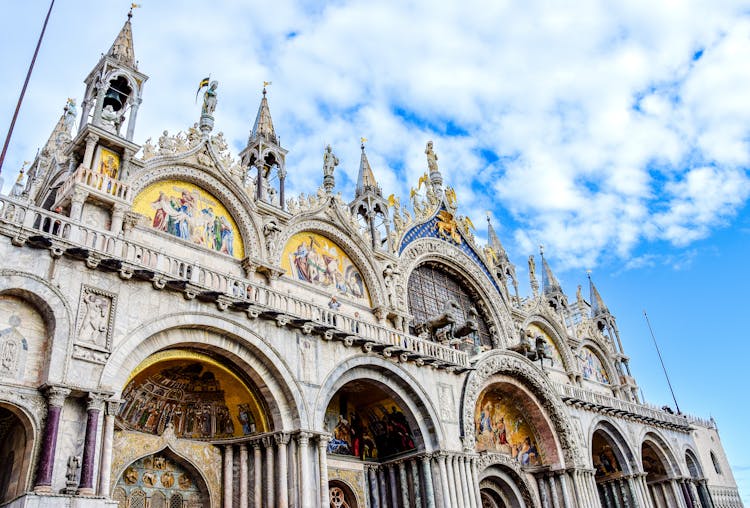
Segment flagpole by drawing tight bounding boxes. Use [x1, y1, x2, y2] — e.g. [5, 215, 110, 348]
[643, 310, 681, 414]
[0, 0, 55, 178]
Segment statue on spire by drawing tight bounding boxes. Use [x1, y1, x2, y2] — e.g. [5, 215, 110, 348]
[426, 140, 439, 174]
[202, 81, 219, 116]
[322, 144, 339, 194]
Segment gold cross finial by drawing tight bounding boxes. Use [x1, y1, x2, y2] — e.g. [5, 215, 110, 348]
[360, 137, 367, 145]
[263, 81, 272, 88]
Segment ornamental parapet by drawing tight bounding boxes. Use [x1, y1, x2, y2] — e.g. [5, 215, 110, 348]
[0, 195, 469, 370]
[554, 382, 704, 431]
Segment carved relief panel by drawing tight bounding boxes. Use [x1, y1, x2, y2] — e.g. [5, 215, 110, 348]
[74, 285, 117, 365]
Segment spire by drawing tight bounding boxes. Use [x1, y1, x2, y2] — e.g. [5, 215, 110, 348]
[487, 215, 508, 262]
[540, 246, 562, 295]
[251, 84, 278, 144]
[588, 272, 610, 316]
[106, 11, 137, 69]
[356, 139, 380, 197]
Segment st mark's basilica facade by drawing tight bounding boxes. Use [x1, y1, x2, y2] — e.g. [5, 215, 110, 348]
[0, 12, 743, 508]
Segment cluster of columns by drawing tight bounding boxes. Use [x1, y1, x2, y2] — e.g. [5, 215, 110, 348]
[220, 431, 330, 508]
[366, 452, 481, 508]
[33, 386, 119, 497]
[645, 477, 715, 508]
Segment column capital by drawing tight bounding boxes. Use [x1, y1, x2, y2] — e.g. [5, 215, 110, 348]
[297, 431, 313, 446]
[317, 432, 332, 448]
[105, 398, 124, 416]
[85, 133, 100, 145]
[251, 440, 262, 451]
[45, 385, 71, 407]
[275, 433, 291, 446]
[86, 392, 108, 412]
[261, 436, 274, 448]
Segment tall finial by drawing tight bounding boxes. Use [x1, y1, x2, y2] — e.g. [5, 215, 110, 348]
[539, 244, 544, 257]
[361, 137, 367, 149]
[128, 3, 141, 20]
[263, 81, 272, 96]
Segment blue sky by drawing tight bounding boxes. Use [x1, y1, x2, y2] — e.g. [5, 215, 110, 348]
[1, 0, 748, 502]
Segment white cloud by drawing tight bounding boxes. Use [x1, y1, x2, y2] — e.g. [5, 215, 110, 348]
[1, 0, 749, 272]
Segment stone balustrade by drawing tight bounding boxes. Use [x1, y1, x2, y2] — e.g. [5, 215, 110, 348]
[56, 165, 132, 203]
[0, 195, 468, 369]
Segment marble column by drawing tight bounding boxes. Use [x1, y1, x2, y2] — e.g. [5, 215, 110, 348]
[70, 189, 88, 222]
[83, 133, 99, 170]
[538, 476, 551, 507]
[126, 98, 142, 140]
[422, 456, 436, 508]
[471, 458, 482, 508]
[437, 454, 452, 508]
[276, 434, 289, 508]
[445, 455, 458, 508]
[318, 435, 330, 508]
[388, 464, 399, 507]
[611, 481, 623, 508]
[111, 204, 126, 235]
[297, 433, 312, 508]
[456, 456, 469, 508]
[263, 437, 275, 507]
[410, 460, 422, 508]
[368, 466, 381, 508]
[223, 445, 234, 508]
[288, 439, 298, 508]
[253, 443, 262, 508]
[34, 386, 70, 492]
[559, 472, 572, 508]
[378, 468, 388, 507]
[462, 457, 476, 508]
[97, 398, 122, 496]
[239, 444, 249, 508]
[398, 462, 410, 507]
[78, 393, 105, 495]
[680, 480, 695, 508]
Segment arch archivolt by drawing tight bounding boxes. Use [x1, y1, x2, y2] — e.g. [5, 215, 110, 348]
[398, 239, 515, 347]
[575, 338, 619, 386]
[588, 417, 637, 474]
[127, 162, 264, 258]
[683, 446, 704, 479]
[521, 314, 575, 374]
[272, 217, 387, 309]
[638, 430, 682, 478]
[0, 269, 74, 385]
[314, 355, 444, 451]
[478, 457, 537, 508]
[462, 351, 582, 467]
[99, 312, 307, 430]
[0, 400, 41, 502]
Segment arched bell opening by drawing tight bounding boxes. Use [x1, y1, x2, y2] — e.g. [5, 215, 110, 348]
[407, 261, 493, 351]
[479, 464, 533, 508]
[117, 349, 270, 440]
[591, 426, 637, 508]
[113, 448, 210, 508]
[0, 404, 35, 503]
[103, 76, 132, 113]
[323, 379, 418, 461]
[328, 479, 359, 508]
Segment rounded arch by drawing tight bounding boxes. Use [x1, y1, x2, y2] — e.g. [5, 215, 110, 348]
[0, 270, 74, 385]
[113, 445, 212, 507]
[0, 402, 37, 503]
[478, 460, 536, 508]
[588, 418, 637, 474]
[328, 478, 361, 508]
[576, 339, 618, 387]
[127, 160, 264, 258]
[99, 312, 307, 430]
[273, 217, 387, 309]
[314, 355, 444, 451]
[101, 69, 141, 101]
[462, 350, 582, 468]
[521, 314, 576, 374]
[399, 239, 515, 347]
[684, 448, 704, 479]
[640, 431, 681, 478]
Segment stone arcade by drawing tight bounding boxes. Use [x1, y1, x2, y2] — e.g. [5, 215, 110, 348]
[0, 11, 743, 508]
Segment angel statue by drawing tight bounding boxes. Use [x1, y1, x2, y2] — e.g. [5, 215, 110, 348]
[323, 144, 339, 177]
[426, 140, 439, 174]
[202, 81, 219, 116]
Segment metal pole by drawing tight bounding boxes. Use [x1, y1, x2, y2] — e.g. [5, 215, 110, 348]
[643, 310, 681, 414]
[0, 0, 56, 177]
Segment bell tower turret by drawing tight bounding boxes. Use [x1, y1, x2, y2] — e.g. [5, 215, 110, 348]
[349, 139, 391, 251]
[239, 84, 288, 209]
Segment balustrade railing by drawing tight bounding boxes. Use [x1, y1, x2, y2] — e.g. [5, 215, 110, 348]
[554, 382, 712, 428]
[57, 165, 132, 202]
[0, 195, 468, 368]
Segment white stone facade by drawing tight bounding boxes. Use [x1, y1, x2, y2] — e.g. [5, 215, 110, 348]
[0, 13, 742, 508]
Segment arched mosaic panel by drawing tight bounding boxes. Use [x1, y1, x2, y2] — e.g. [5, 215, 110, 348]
[116, 454, 202, 507]
[281, 232, 371, 305]
[579, 347, 610, 384]
[133, 180, 244, 258]
[118, 350, 267, 439]
[474, 385, 543, 466]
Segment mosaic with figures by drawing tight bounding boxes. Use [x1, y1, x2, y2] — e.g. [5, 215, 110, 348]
[325, 383, 415, 460]
[474, 386, 542, 466]
[579, 347, 610, 384]
[281, 232, 370, 304]
[132, 180, 244, 258]
[113, 453, 203, 508]
[118, 351, 265, 439]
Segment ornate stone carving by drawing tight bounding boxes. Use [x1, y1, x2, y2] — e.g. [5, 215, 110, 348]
[462, 351, 584, 468]
[75, 285, 116, 351]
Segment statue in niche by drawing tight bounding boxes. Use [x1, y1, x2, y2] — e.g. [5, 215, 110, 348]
[63, 98, 77, 132]
[202, 81, 219, 116]
[425, 140, 439, 174]
[79, 291, 110, 347]
[323, 144, 339, 177]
